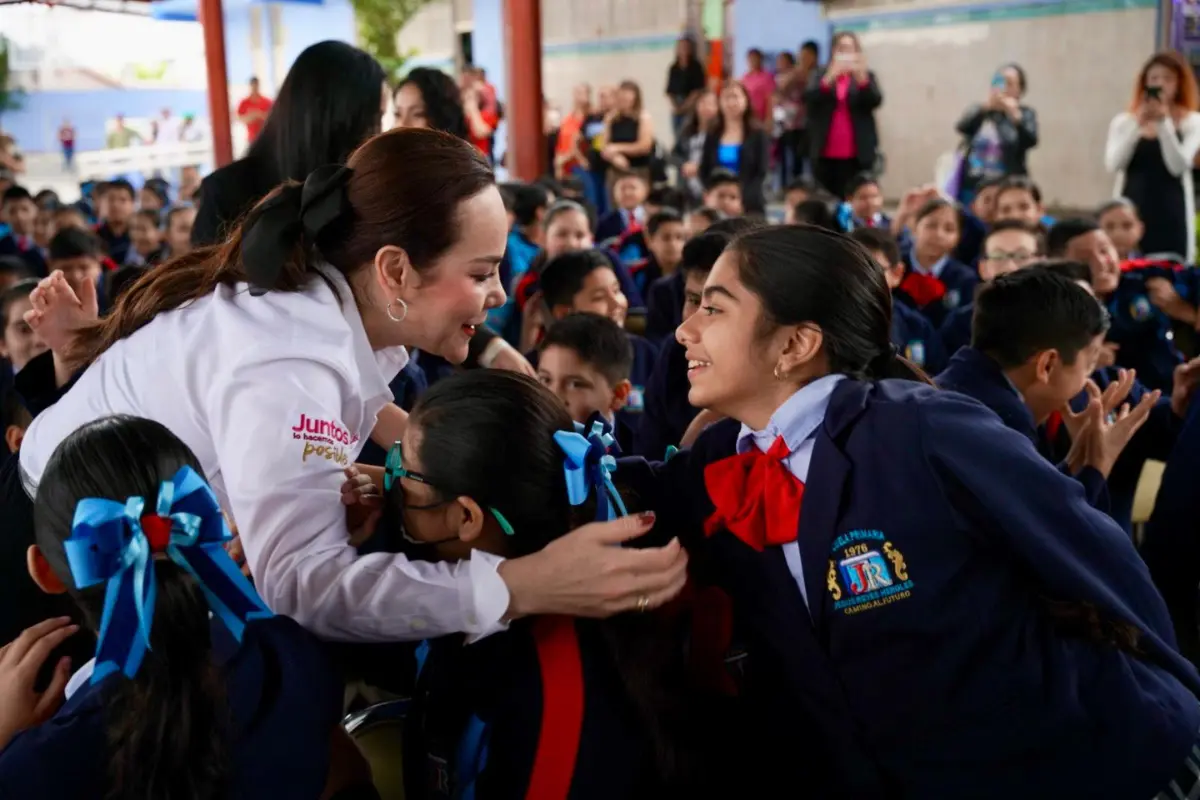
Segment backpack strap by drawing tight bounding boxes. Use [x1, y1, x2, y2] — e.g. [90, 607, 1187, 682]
[525, 616, 585, 800]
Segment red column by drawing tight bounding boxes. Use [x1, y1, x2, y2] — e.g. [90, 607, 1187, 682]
[199, 0, 234, 167]
[503, 0, 545, 180]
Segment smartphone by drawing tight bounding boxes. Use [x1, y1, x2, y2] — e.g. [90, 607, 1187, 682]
[1146, 85, 1163, 100]
[991, 74, 1006, 91]
[835, 53, 855, 64]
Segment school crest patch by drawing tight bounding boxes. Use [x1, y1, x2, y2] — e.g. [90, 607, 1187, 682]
[905, 340, 926, 367]
[1130, 295, 1152, 322]
[627, 385, 645, 412]
[826, 529, 913, 615]
[944, 289, 962, 310]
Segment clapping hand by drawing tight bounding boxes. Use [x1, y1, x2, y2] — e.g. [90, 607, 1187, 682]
[1065, 385, 1160, 479]
[1060, 371, 1135, 442]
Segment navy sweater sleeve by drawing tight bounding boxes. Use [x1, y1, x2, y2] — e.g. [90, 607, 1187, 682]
[923, 390, 1200, 693]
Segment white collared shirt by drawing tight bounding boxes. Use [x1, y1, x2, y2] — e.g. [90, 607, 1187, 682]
[910, 253, 949, 279]
[735, 374, 846, 609]
[20, 267, 511, 643]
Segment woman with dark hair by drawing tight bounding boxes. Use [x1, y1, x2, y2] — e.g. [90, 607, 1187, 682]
[673, 89, 718, 205]
[1105, 50, 1200, 261]
[18, 129, 687, 649]
[954, 63, 1038, 205]
[803, 31, 883, 198]
[601, 81, 655, 183]
[0, 416, 368, 798]
[618, 224, 1200, 796]
[191, 40, 387, 247]
[393, 67, 469, 139]
[699, 82, 769, 214]
[665, 37, 707, 139]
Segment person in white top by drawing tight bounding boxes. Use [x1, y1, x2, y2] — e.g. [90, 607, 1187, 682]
[1104, 51, 1200, 264]
[18, 127, 688, 643]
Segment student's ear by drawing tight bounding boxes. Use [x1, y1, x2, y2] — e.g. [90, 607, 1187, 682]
[1033, 348, 1060, 384]
[4, 424, 24, 454]
[26, 545, 67, 595]
[373, 245, 415, 294]
[610, 379, 632, 412]
[776, 324, 824, 377]
[450, 496, 488, 543]
[886, 263, 906, 290]
[551, 303, 573, 321]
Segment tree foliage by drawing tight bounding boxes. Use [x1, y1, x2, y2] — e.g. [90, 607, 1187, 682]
[348, 0, 434, 78]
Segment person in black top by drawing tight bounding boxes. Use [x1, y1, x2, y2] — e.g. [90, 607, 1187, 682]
[954, 63, 1039, 206]
[601, 82, 656, 188]
[665, 37, 707, 143]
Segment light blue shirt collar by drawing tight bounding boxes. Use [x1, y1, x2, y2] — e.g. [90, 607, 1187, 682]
[911, 253, 949, 279]
[736, 374, 846, 457]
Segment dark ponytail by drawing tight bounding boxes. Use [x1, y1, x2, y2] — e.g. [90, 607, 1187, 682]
[733, 225, 934, 384]
[33, 416, 230, 800]
[71, 127, 495, 368]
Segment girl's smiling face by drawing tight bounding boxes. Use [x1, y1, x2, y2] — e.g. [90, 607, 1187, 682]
[912, 205, 961, 264]
[676, 251, 791, 425]
[544, 209, 593, 259]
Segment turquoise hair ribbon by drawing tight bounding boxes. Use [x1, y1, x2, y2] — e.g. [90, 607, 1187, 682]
[553, 420, 628, 522]
[63, 465, 272, 684]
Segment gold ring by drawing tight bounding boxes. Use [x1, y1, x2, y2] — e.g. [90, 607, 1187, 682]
[636, 595, 650, 613]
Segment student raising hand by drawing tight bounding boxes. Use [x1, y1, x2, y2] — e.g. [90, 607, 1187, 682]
[1065, 384, 1161, 479]
[0, 617, 78, 752]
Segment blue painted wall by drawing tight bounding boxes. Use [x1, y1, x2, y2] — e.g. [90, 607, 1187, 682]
[730, 0, 829, 69]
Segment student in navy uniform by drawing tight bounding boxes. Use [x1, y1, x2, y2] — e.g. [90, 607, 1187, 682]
[835, 172, 890, 232]
[616, 225, 1200, 797]
[952, 175, 1003, 267]
[526, 250, 656, 421]
[594, 172, 647, 244]
[491, 183, 549, 343]
[536, 313, 639, 452]
[893, 196, 977, 328]
[1049, 217, 1185, 392]
[1, 279, 45, 402]
[1037, 260, 1199, 534]
[993, 173, 1053, 230]
[644, 213, 705, 347]
[939, 220, 1043, 357]
[700, 170, 743, 219]
[637, 221, 762, 457]
[1099, 197, 1145, 261]
[936, 266, 1156, 510]
[0, 416, 371, 799]
[1142, 394, 1200, 665]
[850, 227, 946, 374]
[93, 179, 136, 266]
[630, 209, 685, 302]
[0, 186, 48, 277]
[392, 371, 737, 799]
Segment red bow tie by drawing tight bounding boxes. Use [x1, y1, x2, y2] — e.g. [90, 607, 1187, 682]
[703, 436, 805, 551]
[900, 271, 946, 308]
[1045, 410, 1064, 442]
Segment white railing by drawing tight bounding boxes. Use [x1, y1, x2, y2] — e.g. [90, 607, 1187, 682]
[74, 140, 215, 180]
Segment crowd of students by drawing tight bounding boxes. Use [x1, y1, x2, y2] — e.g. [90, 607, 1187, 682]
[2, 37, 1200, 799]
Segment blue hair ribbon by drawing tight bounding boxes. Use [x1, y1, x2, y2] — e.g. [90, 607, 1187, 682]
[63, 465, 272, 684]
[553, 420, 628, 522]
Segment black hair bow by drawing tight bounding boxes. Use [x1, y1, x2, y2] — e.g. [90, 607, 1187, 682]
[242, 164, 353, 296]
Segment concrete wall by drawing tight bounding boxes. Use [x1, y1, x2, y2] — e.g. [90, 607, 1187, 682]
[828, 0, 1160, 208]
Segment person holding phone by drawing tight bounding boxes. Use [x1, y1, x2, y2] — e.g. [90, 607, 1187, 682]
[953, 63, 1039, 206]
[803, 31, 883, 199]
[1105, 51, 1200, 263]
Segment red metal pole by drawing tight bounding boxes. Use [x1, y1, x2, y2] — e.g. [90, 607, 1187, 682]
[503, 0, 545, 180]
[199, 0, 234, 167]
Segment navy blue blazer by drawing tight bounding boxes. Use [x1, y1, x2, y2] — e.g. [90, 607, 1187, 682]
[891, 301, 946, 374]
[894, 256, 979, 329]
[1141, 396, 1200, 664]
[937, 301, 974, 358]
[1104, 271, 1186, 393]
[618, 378, 1200, 797]
[0, 235, 47, 278]
[952, 209, 987, 268]
[357, 359, 430, 467]
[594, 209, 631, 244]
[633, 339, 699, 459]
[644, 271, 684, 347]
[0, 616, 343, 799]
[935, 347, 1109, 510]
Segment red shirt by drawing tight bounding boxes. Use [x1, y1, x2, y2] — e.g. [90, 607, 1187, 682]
[470, 107, 500, 157]
[237, 94, 273, 142]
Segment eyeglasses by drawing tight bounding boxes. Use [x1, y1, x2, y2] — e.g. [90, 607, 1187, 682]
[384, 442, 515, 537]
[984, 250, 1038, 263]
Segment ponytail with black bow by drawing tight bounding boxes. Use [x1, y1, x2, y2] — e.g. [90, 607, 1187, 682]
[71, 127, 495, 368]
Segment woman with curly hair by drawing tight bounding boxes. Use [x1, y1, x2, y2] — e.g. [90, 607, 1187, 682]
[394, 67, 498, 159]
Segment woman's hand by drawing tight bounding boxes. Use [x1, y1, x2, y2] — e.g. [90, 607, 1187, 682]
[23, 270, 98, 354]
[852, 54, 869, 83]
[498, 512, 688, 618]
[341, 466, 382, 547]
[0, 617, 79, 752]
[1000, 95, 1021, 121]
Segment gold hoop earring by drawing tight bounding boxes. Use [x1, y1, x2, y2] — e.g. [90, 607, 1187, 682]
[386, 298, 409, 323]
[773, 363, 785, 380]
